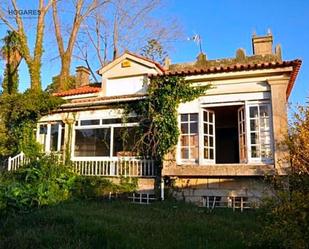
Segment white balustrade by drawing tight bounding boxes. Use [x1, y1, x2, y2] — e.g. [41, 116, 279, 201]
[72, 158, 155, 177]
[8, 152, 30, 171]
[6, 152, 155, 177]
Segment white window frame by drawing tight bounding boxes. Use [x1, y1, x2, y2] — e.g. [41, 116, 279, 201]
[200, 108, 216, 165]
[72, 116, 139, 160]
[178, 113, 199, 164]
[37, 122, 63, 152]
[245, 101, 274, 164]
[177, 100, 274, 165]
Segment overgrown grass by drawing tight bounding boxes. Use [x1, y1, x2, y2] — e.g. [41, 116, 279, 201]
[0, 199, 261, 249]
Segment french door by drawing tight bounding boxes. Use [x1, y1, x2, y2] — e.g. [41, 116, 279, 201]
[238, 106, 247, 163]
[201, 109, 215, 164]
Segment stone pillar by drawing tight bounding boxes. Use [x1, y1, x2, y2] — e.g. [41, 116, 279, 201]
[268, 78, 290, 172]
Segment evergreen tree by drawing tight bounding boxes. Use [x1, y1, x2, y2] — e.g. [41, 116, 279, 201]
[141, 39, 167, 64]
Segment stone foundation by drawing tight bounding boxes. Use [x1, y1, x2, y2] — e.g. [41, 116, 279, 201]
[170, 177, 274, 207]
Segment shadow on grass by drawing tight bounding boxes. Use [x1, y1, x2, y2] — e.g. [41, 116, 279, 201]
[0, 199, 261, 249]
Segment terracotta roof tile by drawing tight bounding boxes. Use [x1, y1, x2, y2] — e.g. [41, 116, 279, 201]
[157, 60, 300, 76]
[54, 85, 101, 97]
[149, 59, 302, 99]
[70, 93, 146, 104]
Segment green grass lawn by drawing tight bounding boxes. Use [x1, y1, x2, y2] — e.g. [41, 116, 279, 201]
[0, 200, 261, 249]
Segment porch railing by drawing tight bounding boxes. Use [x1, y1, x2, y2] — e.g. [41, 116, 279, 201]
[6, 152, 156, 177]
[72, 158, 155, 177]
[8, 152, 30, 171]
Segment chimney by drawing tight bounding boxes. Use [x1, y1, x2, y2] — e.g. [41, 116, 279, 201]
[252, 32, 273, 56]
[163, 56, 171, 70]
[75, 66, 90, 88]
[196, 52, 207, 62]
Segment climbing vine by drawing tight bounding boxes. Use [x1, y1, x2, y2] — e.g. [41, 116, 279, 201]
[0, 90, 64, 159]
[126, 75, 210, 164]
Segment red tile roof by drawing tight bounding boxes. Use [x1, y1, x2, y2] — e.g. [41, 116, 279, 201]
[70, 93, 146, 104]
[53, 85, 101, 97]
[150, 59, 302, 99]
[157, 60, 301, 76]
[286, 60, 302, 98]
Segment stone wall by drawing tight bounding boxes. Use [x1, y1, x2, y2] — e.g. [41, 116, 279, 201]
[170, 177, 273, 206]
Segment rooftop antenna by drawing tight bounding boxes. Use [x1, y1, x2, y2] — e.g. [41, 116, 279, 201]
[252, 28, 257, 37]
[188, 33, 203, 54]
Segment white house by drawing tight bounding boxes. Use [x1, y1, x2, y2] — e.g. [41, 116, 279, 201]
[31, 33, 301, 207]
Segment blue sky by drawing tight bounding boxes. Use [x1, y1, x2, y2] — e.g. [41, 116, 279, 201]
[0, 0, 308, 108]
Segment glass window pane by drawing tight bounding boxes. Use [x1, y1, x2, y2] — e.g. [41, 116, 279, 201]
[190, 123, 198, 133]
[250, 119, 258, 131]
[80, 119, 100, 126]
[260, 133, 270, 145]
[251, 146, 260, 158]
[189, 135, 198, 146]
[204, 148, 209, 159]
[50, 124, 59, 151]
[260, 117, 270, 130]
[181, 148, 189, 159]
[251, 132, 259, 145]
[261, 146, 272, 158]
[181, 123, 188, 134]
[209, 149, 214, 159]
[75, 128, 110, 156]
[209, 113, 213, 123]
[250, 106, 258, 118]
[102, 118, 122, 124]
[180, 135, 189, 146]
[113, 127, 139, 156]
[260, 105, 269, 118]
[204, 124, 208, 134]
[209, 124, 213, 135]
[38, 124, 47, 150]
[203, 111, 208, 122]
[204, 136, 208, 147]
[210, 136, 214, 147]
[60, 127, 65, 151]
[190, 147, 198, 160]
[39, 124, 47, 134]
[181, 114, 188, 122]
[190, 113, 198, 121]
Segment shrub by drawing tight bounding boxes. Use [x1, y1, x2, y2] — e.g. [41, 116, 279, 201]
[248, 188, 308, 249]
[72, 176, 138, 199]
[72, 176, 117, 199]
[0, 155, 75, 214]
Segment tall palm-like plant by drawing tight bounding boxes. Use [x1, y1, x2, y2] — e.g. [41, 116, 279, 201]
[1, 31, 22, 94]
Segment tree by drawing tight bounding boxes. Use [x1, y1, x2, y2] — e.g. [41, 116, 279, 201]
[51, 0, 108, 91]
[248, 103, 309, 249]
[0, 0, 52, 92]
[287, 104, 309, 176]
[141, 39, 167, 64]
[1, 30, 22, 94]
[79, 0, 181, 67]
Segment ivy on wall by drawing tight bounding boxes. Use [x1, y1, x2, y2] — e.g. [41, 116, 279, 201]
[126, 75, 210, 164]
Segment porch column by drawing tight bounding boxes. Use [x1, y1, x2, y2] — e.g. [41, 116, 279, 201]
[63, 117, 75, 164]
[268, 78, 290, 172]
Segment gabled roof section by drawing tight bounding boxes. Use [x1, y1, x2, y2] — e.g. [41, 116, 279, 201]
[97, 51, 165, 77]
[53, 84, 101, 97]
